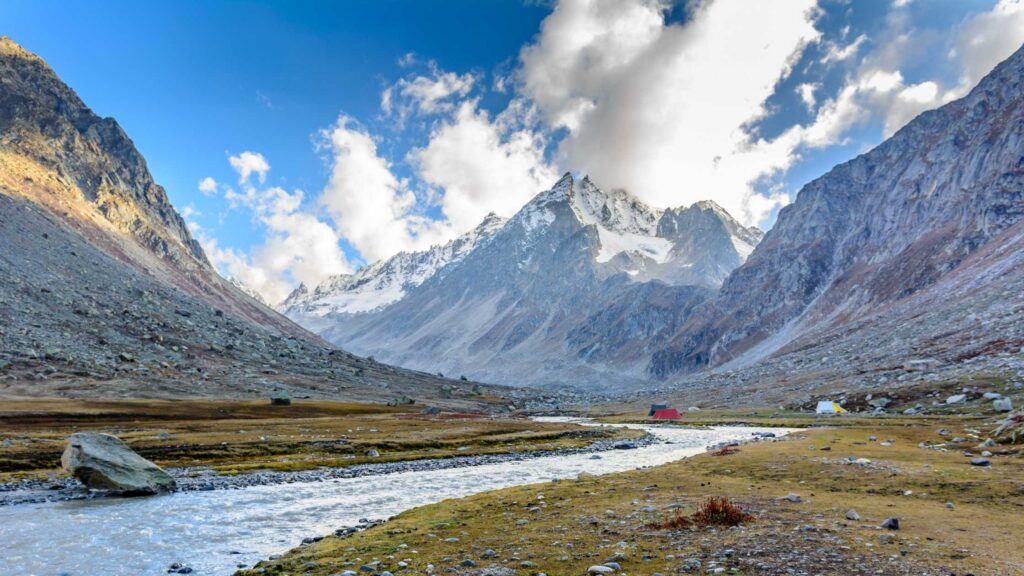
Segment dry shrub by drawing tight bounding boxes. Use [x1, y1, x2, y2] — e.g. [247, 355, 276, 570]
[712, 445, 740, 456]
[655, 496, 754, 530]
[692, 496, 754, 527]
[655, 511, 693, 530]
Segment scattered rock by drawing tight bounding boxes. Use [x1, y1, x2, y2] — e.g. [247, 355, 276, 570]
[845, 509, 860, 521]
[881, 517, 899, 530]
[970, 458, 991, 466]
[946, 394, 967, 404]
[61, 432, 175, 494]
[994, 398, 1013, 412]
[781, 493, 803, 503]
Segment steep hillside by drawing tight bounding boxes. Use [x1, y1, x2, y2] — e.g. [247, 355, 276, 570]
[288, 174, 760, 390]
[0, 37, 516, 407]
[649, 43, 1024, 380]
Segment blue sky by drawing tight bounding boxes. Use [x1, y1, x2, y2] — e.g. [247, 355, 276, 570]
[4, 0, 1022, 303]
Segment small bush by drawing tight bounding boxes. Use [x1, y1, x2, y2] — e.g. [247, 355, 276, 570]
[711, 446, 740, 456]
[692, 496, 754, 527]
[654, 496, 754, 530]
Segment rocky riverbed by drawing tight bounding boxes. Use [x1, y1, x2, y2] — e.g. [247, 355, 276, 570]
[0, 422, 783, 575]
[0, 433, 656, 506]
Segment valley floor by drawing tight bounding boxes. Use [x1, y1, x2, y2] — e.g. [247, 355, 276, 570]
[0, 399, 638, 482]
[241, 411, 1024, 576]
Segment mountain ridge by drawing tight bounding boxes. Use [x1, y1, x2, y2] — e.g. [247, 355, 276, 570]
[0, 37, 516, 407]
[285, 173, 760, 390]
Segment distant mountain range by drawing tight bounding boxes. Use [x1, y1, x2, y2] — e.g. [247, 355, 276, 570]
[3, 32, 1020, 407]
[0, 37, 515, 408]
[282, 173, 763, 390]
[285, 44, 1024, 398]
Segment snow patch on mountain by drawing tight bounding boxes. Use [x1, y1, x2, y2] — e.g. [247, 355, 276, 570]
[594, 229, 673, 264]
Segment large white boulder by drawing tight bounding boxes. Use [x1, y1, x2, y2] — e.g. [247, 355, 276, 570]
[61, 432, 176, 494]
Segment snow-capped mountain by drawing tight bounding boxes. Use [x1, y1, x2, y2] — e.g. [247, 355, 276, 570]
[283, 174, 762, 389]
[280, 213, 506, 328]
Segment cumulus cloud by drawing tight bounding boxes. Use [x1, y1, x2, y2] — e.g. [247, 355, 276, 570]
[410, 98, 558, 233]
[954, 0, 1024, 92]
[228, 151, 270, 184]
[797, 0, 1024, 144]
[796, 83, 820, 112]
[198, 176, 218, 196]
[381, 63, 477, 120]
[518, 0, 821, 225]
[205, 153, 350, 304]
[319, 116, 453, 262]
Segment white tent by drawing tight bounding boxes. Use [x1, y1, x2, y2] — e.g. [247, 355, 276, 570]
[815, 401, 846, 414]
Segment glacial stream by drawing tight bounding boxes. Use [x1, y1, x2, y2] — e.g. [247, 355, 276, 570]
[1, 419, 792, 576]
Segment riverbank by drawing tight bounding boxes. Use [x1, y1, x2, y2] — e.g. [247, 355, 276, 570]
[244, 413, 1023, 576]
[0, 399, 641, 486]
[0, 433, 656, 506]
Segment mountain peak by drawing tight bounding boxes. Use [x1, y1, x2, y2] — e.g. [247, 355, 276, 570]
[0, 37, 39, 62]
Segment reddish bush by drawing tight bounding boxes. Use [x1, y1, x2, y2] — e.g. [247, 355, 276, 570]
[692, 496, 754, 527]
[655, 496, 754, 530]
[711, 446, 740, 456]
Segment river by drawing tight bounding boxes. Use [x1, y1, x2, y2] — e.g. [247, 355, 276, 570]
[0, 419, 791, 575]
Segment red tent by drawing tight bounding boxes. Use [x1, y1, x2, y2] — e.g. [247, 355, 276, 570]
[652, 408, 681, 420]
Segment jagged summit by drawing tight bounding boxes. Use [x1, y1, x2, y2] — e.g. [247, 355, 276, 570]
[284, 173, 761, 389]
[281, 210, 508, 321]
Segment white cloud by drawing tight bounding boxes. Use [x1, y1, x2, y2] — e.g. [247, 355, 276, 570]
[954, 0, 1024, 92]
[518, 0, 821, 225]
[198, 176, 218, 196]
[819, 33, 867, 65]
[382, 64, 477, 119]
[796, 82, 819, 111]
[409, 98, 558, 233]
[319, 116, 452, 262]
[796, 0, 1024, 144]
[204, 155, 350, 304]
[228, 151, 270, 184]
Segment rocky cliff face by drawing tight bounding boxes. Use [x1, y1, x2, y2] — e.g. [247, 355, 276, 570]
[288, 173, 758, 390]
[0, 37, 513, 406]
[0, 37, 205, 272]
[649, 43, 1024, 379]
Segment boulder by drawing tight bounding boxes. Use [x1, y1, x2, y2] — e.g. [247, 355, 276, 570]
[61, 432, 175, 494]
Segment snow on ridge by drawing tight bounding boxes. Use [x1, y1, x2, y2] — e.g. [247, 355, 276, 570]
[283, 213, 507, 317]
